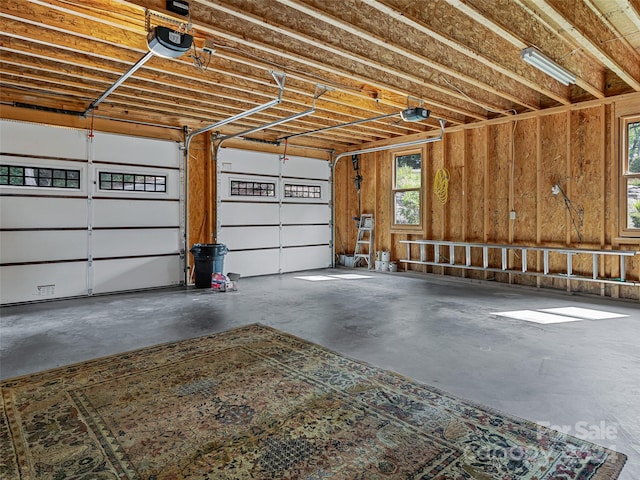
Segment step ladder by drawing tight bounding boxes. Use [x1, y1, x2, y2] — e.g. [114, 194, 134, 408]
[353, 214, 374, 268]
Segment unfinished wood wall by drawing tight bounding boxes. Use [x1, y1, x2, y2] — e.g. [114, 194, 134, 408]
[335, 96, 640, 300]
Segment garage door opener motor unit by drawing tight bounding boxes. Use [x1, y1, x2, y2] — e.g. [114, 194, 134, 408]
[147, 26, 193, 58]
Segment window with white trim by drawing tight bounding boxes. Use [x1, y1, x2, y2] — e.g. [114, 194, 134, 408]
[392, 151, 422, 228]
[621, 115, 640, 236]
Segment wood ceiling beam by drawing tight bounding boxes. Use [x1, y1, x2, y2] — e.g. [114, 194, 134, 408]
[275, 0, 532, 113]
[444, 0, 605, 99]
[363, 0, 572, 106]
[0, 51, 392, 144]
[190, 0, 490, 120]
[198, 42, 453, 128]
[523, 0, 640, 91]
[0, 79, 362, 146]
[0, 62, 381, 144]
[120, 0, 476, 123]
[626, 0, 640, 31]
[0, 32, 420, 139]
[0, 19, 416, 135]
[2, 2, 437, 133]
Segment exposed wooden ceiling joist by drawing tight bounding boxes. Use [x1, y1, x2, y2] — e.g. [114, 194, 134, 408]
[524, 0, 640, 91]
[0, 0, 637, 151]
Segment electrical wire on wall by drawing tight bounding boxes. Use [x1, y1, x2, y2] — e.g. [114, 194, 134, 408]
[552, 182, 584, 243]
[433, 168, 450, 204]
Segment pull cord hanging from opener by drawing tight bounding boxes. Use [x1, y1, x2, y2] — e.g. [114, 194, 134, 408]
[434, 168, 450, 204]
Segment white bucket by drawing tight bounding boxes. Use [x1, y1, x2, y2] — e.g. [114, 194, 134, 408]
[375, 260, 383, 271]
[381, 251, 391, 262]
[380, 261, 389, 271]
[389, 262, 398, 272]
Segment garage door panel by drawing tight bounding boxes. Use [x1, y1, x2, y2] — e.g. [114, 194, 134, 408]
[1, 121, 183, 304]
[216, 149, 330, 277]
[281, 155, 329, 179]
[92, 200, 180, 228]
[281, 204, 329, 224]
[218, 202, 279, 226]
[218, 226, 279, 250]
[92, 256, 181, 294]
[281, 246, 331, 273]
[93, 133, 180, 168]
[93, 229, 180, 258]
[281, 225, 330, 247]
[0, 231, 87, 263]
[222, 250, 280, 277]
[0, 197, 88, 229]
[0, 121, 88, 159]
[218, 148, 279, 176]
[0, 263, 87, 304]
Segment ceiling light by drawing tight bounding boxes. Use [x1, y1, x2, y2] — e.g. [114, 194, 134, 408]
[400, 107, 430, 122]
[521, 47, 576, 86]
[147, 26, 193, 58]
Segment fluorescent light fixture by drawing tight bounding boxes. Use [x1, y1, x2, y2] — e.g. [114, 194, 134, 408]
[400, 107, 430, 122]
[521, 47, 576, 86]
[147, 26, 193, 58]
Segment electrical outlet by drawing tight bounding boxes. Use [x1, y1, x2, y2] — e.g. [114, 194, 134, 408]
[202, 40, 216, 54]
[510, 210, 517, 220]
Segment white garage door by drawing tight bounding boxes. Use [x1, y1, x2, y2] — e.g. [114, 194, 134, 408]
[0, 120, 183, 304]
[217, 148, 331, 277]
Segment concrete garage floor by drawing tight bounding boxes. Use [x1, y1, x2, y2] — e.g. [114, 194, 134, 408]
[1, 268, 638, 479]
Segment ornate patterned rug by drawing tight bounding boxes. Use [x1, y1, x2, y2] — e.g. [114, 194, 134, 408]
[1, 324, 626, 479]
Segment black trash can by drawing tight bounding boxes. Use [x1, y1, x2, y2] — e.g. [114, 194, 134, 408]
[190, 243, 228, 288]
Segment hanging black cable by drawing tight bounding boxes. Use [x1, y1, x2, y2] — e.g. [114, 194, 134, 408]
[352, 154, 363, 218]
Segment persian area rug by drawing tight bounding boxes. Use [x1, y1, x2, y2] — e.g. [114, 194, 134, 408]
[1, 324, 626, 480]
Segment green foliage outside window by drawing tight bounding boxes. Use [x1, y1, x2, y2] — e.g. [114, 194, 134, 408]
[629, 121, 640, 173]
[631, 200, 640, 228]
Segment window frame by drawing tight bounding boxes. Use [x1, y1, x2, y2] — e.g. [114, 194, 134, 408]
[0, 164, 81, 190]
[284, 183, 322, 199]
[619, 114, 640, 238]
[229, 179, 275, 197]
[390, 149, 424, 233]
[98, 171, 167, 193]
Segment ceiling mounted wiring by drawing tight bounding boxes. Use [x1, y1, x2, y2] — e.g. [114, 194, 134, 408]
[189, 43, 212, 72]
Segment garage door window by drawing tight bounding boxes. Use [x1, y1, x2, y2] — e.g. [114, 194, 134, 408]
[230, 180, 275, 197]
[0, 165, 80, 189]
[99, 172, 166, 192]
[284, 184, 321, 198]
